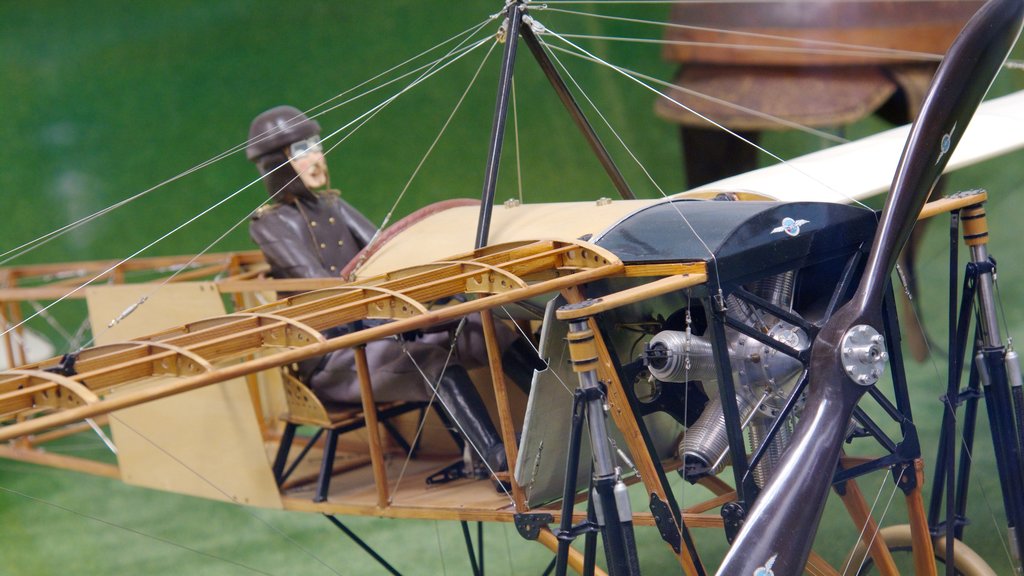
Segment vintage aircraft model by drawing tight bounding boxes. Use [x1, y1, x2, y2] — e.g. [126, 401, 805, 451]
[3, 1, 1024, 574]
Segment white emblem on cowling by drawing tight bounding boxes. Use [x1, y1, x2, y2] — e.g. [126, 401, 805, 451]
[771, 217, 809, 237]
[753, 554, 777, 576]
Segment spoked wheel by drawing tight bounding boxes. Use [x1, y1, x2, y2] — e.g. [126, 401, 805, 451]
[846, 524, 996, 576]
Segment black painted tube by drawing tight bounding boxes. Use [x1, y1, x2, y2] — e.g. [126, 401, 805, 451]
[475, 3, 524, 250]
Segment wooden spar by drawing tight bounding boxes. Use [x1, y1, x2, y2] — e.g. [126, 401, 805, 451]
[0, 240, 628, 441]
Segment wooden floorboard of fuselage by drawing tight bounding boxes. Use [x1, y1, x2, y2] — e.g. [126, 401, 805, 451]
[280, 455, 520, 522]
[273, 446, 694, 527]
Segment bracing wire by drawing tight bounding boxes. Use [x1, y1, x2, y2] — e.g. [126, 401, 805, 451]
[840, 467, 903, 575]
[6, 2, 1024, 573]
[0, 14, 501, 576]
[540, 6, 945, 62]
[536, 18, 880, 217]
[0, 486, 281, 576]
[532, 19, 730, 289]
[533, 17, 877, 213]
[107, 414, 345, 576]
[348, 34, 501, 276]
[0, 17, 494, 267]
[4, 30, 495, 347]
[851, 468, 909, 575]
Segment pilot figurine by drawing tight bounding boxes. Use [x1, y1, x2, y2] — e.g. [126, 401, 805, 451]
[246, 105, 537, 474]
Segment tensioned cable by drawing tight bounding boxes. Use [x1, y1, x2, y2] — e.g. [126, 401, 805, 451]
[1, 40, 499, 576]
[347, 35, 500, 277]
[540, 19, 933, 561]
[542, 0, 1001, 4]
[538, 6, 944, 62]
[497, 305, 574, 396]
[535, 19, 728, 290]
[0, 486, 281, 576]
[545, 42, 847, 143]
[845, 466, 908, 575]
[0, 35, 481, 269]
[108, 414, 344, 575]
[557, 32, 946, 62]
[913, 271, 1017, 570]
[4, 32, 493, 346]
[389, 332, 463, 500]
[434, 521, 450, 576]
[539, 1, 1024, 69]
[393, 319, 517, 505]
[330, 36, 517, 500]
[0, 17, 493, 267]
[967, 296, 1018, 570]
[90, 33, 491, 340]
[0, 26, 499, 576]
[537, 20, 877, 213]
[541, 31, 724, 203]
[840, 466, 901, 575]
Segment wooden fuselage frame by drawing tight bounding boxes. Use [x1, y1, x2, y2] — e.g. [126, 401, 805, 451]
[0, 192, 989, 574]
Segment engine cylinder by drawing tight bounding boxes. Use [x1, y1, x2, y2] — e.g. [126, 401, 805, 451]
[646, 330, 717, 383]
[679, 393, 753, 479]
[748, 415, 794, 488]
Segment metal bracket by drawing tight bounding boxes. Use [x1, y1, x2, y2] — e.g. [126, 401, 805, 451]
[649, 493, 681, 553]
[44, 353, 79, 377]
[722, 501, 746, 544]
[425, 460, 471, 485]
[892, 461, 919, 494]
[513, 513, 554, 540]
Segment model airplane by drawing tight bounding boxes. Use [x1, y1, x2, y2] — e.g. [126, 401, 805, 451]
[2, 1, 1024, 574]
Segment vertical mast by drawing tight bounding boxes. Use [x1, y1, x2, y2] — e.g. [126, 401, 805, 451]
[475, 2, 636, 249]
[476, 2, 524, 250]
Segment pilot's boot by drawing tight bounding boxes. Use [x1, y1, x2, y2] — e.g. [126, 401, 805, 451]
[501, 336, 546, 394]
[436, 365, 507, 472]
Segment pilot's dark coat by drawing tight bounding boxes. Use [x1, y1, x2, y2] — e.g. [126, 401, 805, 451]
[250, 191, 507, 405]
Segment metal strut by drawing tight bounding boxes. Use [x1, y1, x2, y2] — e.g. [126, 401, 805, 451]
[476, 2, 524, 249]
[323, 514, 402, 576]
[475, 1, 635, 250]
[553, 316, 641, 576]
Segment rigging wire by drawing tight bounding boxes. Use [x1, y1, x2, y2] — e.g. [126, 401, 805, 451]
[554, 32, 943, 62]
[542, 0, 1005, 4]
[348, 34, 500, 277]
[0, 19, 501, 575]
[536, 27, 728, 283]
[544, 42, 850, 141]
[912, 261, 1017, 571]
[107, 414, 344, 575]
[0, 485, 281, 576]
[3, 31, 494, 348]
[4, 3, 1019, 569]
[537, 19, 878, 213]
[540, 6, 943, 62]
[0, 17, 493, 268]
[392, 318, 515, 505]
[846, 466, 909, 575]
[840, 466, 901, 575]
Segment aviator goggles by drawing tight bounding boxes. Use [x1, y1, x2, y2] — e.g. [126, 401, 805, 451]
[288, 135, 323, 159]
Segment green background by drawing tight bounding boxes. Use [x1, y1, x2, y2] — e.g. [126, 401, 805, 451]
[3, 1, 1024, 574]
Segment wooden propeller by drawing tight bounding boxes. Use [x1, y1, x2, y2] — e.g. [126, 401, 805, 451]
[717, 0, 1024, 573]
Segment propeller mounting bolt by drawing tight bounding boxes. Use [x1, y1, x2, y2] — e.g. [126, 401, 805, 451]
[840, 324, 888, 386]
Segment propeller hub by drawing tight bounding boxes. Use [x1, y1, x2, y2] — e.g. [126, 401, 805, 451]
[840, 325, 888, 386]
